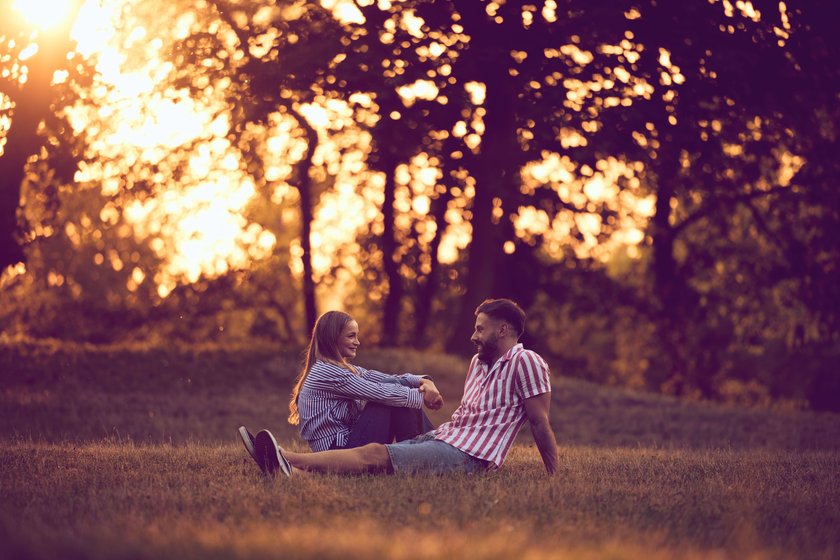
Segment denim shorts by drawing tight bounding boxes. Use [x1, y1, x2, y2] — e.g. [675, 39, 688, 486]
[385, 431, 489, 475]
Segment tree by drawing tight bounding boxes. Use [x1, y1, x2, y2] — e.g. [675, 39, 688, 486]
[181, 0, 345, 335]
[325, 0, 474, 345]
[316, 0, 647, 350]
[0, 1, 83, 272]
[596, 0, 839, 395]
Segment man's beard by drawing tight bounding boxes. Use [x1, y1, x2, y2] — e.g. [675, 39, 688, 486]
[476, 338, 499, 363]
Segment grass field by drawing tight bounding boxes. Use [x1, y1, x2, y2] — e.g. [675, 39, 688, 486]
[2, 338, 840, 559]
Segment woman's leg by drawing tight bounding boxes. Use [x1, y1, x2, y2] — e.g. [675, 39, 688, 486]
[346, 403, 435, 448]
[345, 403, 393, 448]
[390, 407, 435, 442]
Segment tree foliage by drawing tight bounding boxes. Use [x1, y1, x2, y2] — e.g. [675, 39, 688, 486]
[1, 0, 838, 409]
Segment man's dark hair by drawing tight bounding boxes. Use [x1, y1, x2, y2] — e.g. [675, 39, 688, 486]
[475, 298, 526, 337]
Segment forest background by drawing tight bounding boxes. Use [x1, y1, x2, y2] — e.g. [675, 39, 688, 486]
[1, 0, 838, 411]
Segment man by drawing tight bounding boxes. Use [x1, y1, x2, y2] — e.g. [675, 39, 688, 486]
[250, 298, 558, 477]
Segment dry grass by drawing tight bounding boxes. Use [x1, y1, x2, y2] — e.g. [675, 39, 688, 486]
[1, 443, 838, 559]
[1, 339, 840, 558]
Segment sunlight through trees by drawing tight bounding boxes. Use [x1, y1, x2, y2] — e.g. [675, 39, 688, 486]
[1, 0, 838, 409]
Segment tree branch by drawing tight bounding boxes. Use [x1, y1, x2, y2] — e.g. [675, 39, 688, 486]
[672, 186, 792, 237]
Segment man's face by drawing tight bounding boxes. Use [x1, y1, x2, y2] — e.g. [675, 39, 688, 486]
[471, 313, 503, 362]
[338, 320, 360, 359]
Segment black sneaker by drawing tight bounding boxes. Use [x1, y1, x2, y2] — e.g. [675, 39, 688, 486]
[253, 429, 292, 478]
[237, 426, 257, 463]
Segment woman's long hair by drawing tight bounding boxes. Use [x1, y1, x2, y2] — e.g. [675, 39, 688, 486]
[288, 310, 356, 425]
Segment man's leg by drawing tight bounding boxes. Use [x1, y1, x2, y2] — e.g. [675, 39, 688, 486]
[284, 442, 392, 474]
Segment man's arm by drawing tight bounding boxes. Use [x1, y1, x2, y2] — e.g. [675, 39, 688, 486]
[523, 392, 558, 475]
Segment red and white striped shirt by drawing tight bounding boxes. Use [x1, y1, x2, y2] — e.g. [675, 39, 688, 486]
[434, 343, 551, 468]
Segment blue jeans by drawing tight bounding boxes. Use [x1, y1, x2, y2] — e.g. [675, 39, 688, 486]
[385, 431, 489, 475]
[337, 402, 434, 449]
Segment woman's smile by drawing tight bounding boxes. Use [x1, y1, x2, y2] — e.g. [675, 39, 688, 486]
[339, 320, 361, 359]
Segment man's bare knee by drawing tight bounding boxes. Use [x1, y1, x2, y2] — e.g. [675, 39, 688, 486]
[358, 443, 391, 471]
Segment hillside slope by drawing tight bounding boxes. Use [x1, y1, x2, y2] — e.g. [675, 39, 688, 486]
[2, 340, 839, 450]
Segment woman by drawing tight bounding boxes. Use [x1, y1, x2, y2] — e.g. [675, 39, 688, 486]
[238, 311, 442, 459]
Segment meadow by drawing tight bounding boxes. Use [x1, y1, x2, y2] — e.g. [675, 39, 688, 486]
[2, 338, 839, 559]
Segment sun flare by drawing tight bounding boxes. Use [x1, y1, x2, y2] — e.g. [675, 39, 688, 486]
[9, 0, 660, 299]
[54, 0, 285, 296]
[12, 0, 76, 30]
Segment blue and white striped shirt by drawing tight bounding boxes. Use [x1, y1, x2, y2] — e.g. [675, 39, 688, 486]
[297, 360, 425, 451]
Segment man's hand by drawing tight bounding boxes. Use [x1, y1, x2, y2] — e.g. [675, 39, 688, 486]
[418, 378, 444, 410]
[523, 392, 559, 475]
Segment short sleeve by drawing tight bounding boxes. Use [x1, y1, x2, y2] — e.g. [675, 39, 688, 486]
[514, 350, 551, 399]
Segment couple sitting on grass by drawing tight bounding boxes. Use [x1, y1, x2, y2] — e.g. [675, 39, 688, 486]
[237, 298, 558, 478]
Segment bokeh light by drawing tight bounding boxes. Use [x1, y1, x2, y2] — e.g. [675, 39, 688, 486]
[12, 0, 76, 30]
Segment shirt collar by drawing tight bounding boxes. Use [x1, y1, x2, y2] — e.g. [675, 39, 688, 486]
[481, 342, 523, 370]
[499, 343, 523, 363]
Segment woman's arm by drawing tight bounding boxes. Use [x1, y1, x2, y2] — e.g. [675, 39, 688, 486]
[359, 367, 426, 388]
[360, 368, 443, 409]
[306, 362, 424, 409]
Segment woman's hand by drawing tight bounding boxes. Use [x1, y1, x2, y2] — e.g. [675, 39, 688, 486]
[418, 378, 444, 410]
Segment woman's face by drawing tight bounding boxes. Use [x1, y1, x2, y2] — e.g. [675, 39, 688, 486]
[338, 320, 360, 359]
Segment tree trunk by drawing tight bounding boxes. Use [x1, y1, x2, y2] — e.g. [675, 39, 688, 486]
[445, 5, 519, 353]
[0, 6, 80, 271]
[212, 1, 319, 335]
[380, 162, 403, 346]
[287, 105, 319, 336]
[650, 157, 709, 395]
[652, 175, 678, 313]
[649, 160, 681, 385]
[413, 177, 455, 347]
[445, 164, 501, 354]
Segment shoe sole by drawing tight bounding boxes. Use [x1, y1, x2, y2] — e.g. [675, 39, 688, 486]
[254, 430, 292, 478]
[237, 426, 257, 463]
